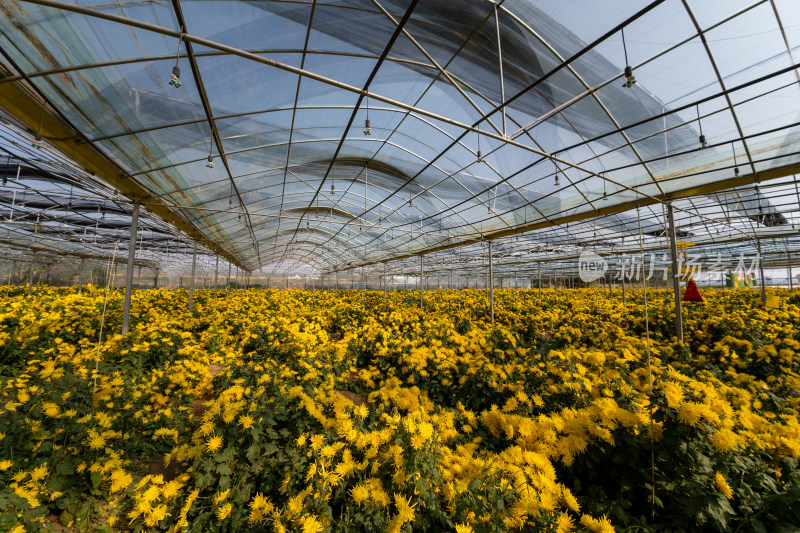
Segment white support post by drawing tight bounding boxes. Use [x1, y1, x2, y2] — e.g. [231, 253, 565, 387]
[488, 241, 494, 324]
[213, 255, 219, 304]
[26, 260, 33, 295]
[538, 262, 542, 299]
[189, 241, 198, 312]
[621, 257, 627, 306]
[757, 239, 767, 304]
[419, 255, 424, 311]
[122, 203, 139, 335]
[667, 204, 684, 342]
[226, 261, 231, 299]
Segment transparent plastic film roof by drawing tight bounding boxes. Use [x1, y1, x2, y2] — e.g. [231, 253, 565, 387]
[0, 0, 799, 274]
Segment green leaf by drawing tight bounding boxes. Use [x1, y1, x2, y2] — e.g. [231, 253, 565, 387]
[246, 445, 259, 462]
[263, 443, 279, 456]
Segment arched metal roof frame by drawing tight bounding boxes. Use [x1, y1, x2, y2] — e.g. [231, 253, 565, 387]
[0, 0, 799, 274]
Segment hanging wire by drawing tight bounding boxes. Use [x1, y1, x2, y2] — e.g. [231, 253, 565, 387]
[731, 142, 739, 177]
[32, 104, 45, 149]
[169, 33, 184, 87]
[697, 104, 707, 149]
[94, 241, 119, 396]
[206, 133, 215, 168]
[363, 90, 372, 136]
[621, 27, 636, 88]
[635, 202, 656, 523]
[2, 155, 9, 186]
[476, 131, 483, 163]
[622, 27, 629, 65]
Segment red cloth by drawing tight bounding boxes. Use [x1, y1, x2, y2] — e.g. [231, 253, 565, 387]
[683, 279, 704, 302]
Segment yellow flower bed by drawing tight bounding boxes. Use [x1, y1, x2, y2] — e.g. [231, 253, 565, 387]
[0, 286, 799, 532]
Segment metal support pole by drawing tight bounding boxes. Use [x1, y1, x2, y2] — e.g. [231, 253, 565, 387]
[667, 203, 684, 342]
[420, 255, 424, 311]
[789, 251, 794, 291]
[384, 263, 387, 298]
[122, 203, 139, 335]
[226, 261, 231, 299]
[621, 258, 627, 306]
[757, 239, 767, 304]
[488, 241, 494, 324]
[189, 241, 198, 312]
[538, 262, 542, 299]
[213, 255, 219, 304]
[26, 260, 33, 295]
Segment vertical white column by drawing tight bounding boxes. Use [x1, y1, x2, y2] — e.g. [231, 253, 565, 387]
[122, 203, 139, 334]
[488, 241, 494, 324]
[419, 255, 424, 311]
[188, 241, 198, 312]
[213, 255, 219, 304]
[667, 204, 684, 342]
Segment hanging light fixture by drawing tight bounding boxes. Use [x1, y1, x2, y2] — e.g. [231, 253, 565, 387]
[697, 105, 707, 149]
[363, 89, 372, 136]
[476, 131, 484, 163]
[206, 135, 215, 168]
[169, 33, 184, 88]
[621, 28, 636, 88]
[755, 181, 763, 218]
[32, 104, 45, 149]
[732, 142, 739, 177]
[602, 172, 607, 200]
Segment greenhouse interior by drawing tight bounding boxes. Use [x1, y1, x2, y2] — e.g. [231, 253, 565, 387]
[1, 0, 800, 531]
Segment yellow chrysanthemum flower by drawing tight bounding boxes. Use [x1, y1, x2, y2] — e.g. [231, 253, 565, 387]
[206, 435, 223, 453]
[715, 472, 733, 499]
[216, 502, 232, 520]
